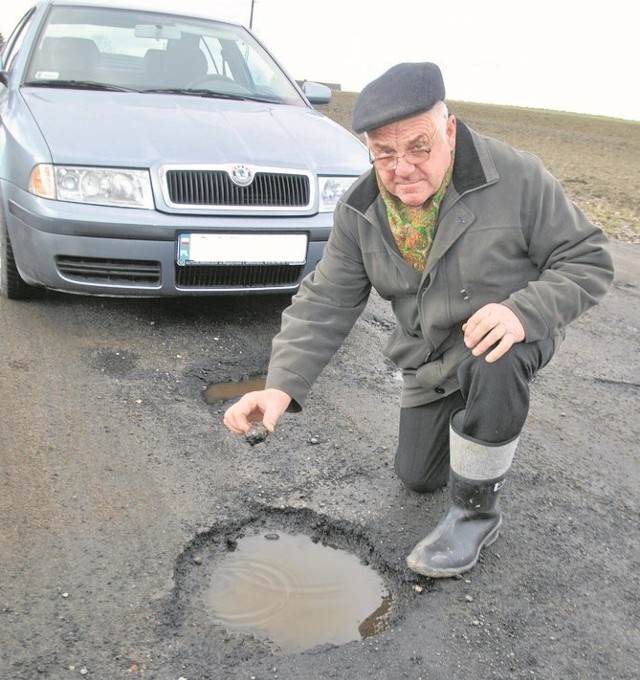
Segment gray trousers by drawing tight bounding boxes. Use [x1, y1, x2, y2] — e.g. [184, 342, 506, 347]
[394, 338, 555, 492]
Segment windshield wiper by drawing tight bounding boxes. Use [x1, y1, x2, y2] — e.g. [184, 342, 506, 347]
[24, 80, 139, 93]
[140, 87, 248, 100]
[140, 87, 283, 104]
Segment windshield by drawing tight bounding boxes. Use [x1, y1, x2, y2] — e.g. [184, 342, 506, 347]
[24, 5, 305, 105]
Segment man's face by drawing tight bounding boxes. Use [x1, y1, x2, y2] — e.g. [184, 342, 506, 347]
[367, 110, 456, 207]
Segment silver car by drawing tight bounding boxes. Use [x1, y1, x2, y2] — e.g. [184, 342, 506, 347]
[0, 0, 368, 299]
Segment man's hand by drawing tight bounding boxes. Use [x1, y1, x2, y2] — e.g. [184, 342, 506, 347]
[223, 388, 292, 435]
[462, 303, 525, 363]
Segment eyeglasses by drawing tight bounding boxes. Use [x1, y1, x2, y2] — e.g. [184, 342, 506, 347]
[369, 116, 446, 171]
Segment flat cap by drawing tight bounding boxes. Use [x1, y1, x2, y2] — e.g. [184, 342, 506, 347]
[352, 62, 445, 134]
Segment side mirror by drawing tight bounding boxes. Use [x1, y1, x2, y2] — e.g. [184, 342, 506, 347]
[301, 80, 332, 105]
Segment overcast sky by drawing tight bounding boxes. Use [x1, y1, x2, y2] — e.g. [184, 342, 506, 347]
[2, 0, 638, 121]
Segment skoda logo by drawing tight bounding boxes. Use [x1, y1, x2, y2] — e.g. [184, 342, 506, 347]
[229, 164, 254, 186]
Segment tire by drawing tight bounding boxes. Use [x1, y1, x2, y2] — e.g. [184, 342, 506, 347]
[0, 201, 42, 300]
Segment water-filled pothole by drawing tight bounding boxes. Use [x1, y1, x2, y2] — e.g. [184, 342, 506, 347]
[165, 510, 411, 659]
[203, 376, 266, 404]
[203, 531, 391, 654]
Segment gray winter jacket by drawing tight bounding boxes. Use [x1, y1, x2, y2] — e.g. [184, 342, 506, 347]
[266, 120, 614, 409]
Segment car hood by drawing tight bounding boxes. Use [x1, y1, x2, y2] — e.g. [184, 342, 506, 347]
[22, 89, 368, 174]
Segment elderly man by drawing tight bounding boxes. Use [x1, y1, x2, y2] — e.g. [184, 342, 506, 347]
[224, 62, 614, 578]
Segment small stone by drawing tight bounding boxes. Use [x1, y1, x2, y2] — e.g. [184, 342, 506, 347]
[245, 423, 268, 446]
[264, 533, 280, 541]
[465, 595, 474, 602]
[413, 585, 424, 594]
[193, 556, 203, 565]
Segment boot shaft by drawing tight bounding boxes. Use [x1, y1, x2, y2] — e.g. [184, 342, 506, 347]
[450, 408, 519, 482]
[450, 470, 505, 516]
[449, 408, 517, 518]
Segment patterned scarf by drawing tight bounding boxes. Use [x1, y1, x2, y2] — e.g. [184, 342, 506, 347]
[377, 156, 454, 272]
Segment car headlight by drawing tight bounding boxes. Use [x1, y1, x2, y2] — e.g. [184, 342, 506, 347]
[29, 164, 154, 209]
[318, 176, 358, 212]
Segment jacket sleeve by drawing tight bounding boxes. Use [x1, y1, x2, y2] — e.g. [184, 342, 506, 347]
[266, 202, 372, 409]
[501, 160, 615, 341]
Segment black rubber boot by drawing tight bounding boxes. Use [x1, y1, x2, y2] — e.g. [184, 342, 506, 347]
[406, 408, 518, 578]
[405, 471, 505, 578]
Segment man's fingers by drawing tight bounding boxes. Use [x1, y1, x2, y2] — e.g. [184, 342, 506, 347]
[222, 389, 291, 436]
[470, 325, 504, 356]
[464, 304, 525, 361]
[223, 394, 261, 435]
[222, 409, 251, 435]
[463, 315, 494, 348]
[484, 333, 515, 363]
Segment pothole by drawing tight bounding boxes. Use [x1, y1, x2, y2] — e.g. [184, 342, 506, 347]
[166, 509, 406, 656]
[203, 375, 266, 404]
[204, 531, 390, 653]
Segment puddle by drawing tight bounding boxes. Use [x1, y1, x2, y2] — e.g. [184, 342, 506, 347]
[203, 532, 391, 654]
[166, 510, 407, 661]
[203, 376, 266, 404]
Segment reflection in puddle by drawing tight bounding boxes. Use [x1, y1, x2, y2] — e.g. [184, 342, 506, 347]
[204, 532, 391, 654]
[203, 376, 266, 404]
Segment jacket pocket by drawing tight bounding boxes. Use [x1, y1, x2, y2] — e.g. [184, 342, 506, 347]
[415, 338, 472, 391]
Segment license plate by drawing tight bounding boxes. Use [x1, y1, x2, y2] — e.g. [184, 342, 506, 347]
[177, 233, 308, 265]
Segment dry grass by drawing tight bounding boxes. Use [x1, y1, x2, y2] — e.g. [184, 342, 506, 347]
[318, 92, 640, 243]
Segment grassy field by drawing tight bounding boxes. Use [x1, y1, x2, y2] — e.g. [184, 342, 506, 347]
[318, 92, 640, 243]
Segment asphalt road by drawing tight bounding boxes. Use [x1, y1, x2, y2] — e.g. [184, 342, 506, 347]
[1, 239, 638, 680]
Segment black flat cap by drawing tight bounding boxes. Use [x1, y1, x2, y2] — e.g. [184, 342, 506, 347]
[352, 62, 445, 133]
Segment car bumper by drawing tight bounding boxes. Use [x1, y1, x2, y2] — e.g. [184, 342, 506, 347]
[5, 189, 331, 296]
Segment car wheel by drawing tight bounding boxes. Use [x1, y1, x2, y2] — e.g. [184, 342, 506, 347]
[0, 202, 42, 300]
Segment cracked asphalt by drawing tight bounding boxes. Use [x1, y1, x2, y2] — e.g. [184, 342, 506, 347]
[0, 240, 638, 679]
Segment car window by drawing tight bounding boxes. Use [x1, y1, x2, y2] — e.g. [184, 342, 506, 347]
[1, 7, 36, 73]
[22, 5, 305, 106]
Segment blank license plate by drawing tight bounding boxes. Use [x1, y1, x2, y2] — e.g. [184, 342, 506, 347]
[177, 233, 308, 265]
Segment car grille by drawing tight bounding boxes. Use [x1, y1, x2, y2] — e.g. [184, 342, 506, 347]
[56, 257, 302, 290]
[164, 169, 311, 207]
[56, 256, 161, 286]
[175, 263, 303, 288]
